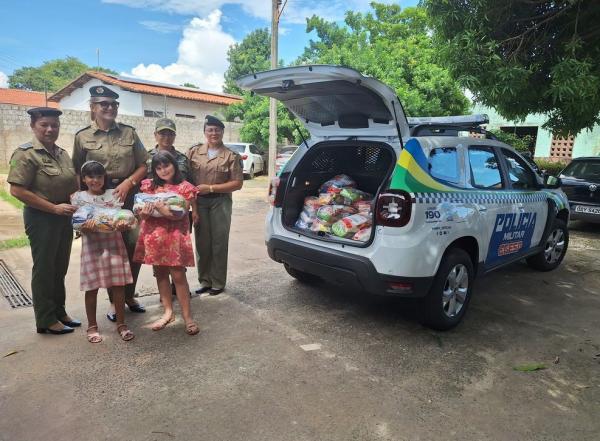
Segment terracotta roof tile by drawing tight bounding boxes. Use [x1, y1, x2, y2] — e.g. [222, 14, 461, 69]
[0, 88, 59, 108]
[49, 71, 242, 106]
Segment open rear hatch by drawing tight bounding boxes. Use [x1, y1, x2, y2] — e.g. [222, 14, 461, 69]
[236, 65, 409, 141]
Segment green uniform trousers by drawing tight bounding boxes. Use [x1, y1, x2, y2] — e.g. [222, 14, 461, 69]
[107, 188, 140, 303]
[194, 195, 233, 290]
[24, 206, 73, 329]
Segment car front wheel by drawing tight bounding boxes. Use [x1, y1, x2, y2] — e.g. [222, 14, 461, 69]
[421, 248, 474, 331]
[526, 218, 569, 271]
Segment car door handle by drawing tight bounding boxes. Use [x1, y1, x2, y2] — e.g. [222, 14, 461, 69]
[477, 205, 487, 212]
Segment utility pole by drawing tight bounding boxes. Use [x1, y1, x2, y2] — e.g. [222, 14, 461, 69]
[96, 48, 100, 70]
[269, 0, 286, 180]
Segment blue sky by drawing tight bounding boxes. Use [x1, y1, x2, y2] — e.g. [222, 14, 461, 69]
[0, 0, 419, 92]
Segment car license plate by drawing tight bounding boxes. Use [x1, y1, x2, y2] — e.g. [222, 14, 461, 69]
[574, 205, 600, 215]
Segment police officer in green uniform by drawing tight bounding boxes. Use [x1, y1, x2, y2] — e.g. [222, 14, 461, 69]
[147, 118, 191, 181]
[7, 107, 80, 334]
[72, 86, 148, 321]
[188, 115, 243, 295]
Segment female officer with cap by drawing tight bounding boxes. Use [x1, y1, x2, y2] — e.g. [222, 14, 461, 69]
[188, 115, 243, 295]
[7, 107, 80, 334]
[72, 86, 148, 321]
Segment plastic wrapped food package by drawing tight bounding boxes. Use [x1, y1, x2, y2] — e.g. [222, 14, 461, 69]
[353, 200, 372, 216]
[339, 187, 372, 203]
[318, 174, 356, 194]
[304, 196, 321, 211]
[72, 205, 137, 233]
[310, 219, 331, 233]
[133, 192, 187, 218]
[352, 227, 372, 242]
[316, 204, 357, 223]
[331, 214, 372, 238]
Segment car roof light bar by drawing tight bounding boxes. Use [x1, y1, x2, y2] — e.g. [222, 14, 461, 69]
[407, 114, 489, 128]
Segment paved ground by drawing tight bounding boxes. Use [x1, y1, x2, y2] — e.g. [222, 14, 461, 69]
[0, 175, 599, 441]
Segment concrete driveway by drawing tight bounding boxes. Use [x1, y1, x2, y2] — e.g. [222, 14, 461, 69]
[0, 176, 598, 441]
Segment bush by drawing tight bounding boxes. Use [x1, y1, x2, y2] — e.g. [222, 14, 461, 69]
[489, 129, 533, 154]
[534, 159, 568, 177]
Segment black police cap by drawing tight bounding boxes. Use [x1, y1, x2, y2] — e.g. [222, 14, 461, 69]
[89, 85, 119, 99]
[26, 107, 62, 118]
[204, 115, 225, 129]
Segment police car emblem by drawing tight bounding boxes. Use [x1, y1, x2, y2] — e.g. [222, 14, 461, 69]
[96, 87, 104, 94]
[589, 184, 597, 192]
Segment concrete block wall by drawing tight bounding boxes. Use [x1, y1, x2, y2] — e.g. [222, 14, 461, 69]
[0, 104, 242, 168]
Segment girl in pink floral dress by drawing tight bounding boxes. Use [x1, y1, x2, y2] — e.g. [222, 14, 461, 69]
[72, 161, 134, 343]
[134, 151, 200, 335]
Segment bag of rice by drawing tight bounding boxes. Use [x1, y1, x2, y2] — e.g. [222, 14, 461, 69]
[310, 219, 331, 233]
[318, 174, 356, 194]
[339, 187, 372, 203]
[352, 227, 372, 242]
[133, 192, 187, 218]
[72, 206, 137, 233]
[316, 204, 357, 222]
[331, 214, 371, 238]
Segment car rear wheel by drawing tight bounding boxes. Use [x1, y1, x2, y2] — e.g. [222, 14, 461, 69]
[526, 218, 569, 271]
[247, 165, 255, 180]
[284, 264, 321, 284]
[421, 248, 474, 331]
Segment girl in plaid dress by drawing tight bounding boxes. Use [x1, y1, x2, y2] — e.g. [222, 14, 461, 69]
[134, 151, 200, 335]
[72, 161, 134, 343]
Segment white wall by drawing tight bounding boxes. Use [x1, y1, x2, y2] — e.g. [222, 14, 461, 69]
[141, 94, 226, 120]
[58, 78, 143, 116]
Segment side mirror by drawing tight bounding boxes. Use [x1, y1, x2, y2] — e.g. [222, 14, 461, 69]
[544, 175, 561, 189]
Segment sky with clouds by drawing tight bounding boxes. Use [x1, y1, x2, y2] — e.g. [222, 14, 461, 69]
[0, 0, 418, 93]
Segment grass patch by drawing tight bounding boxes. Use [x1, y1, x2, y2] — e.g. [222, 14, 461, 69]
[0, 235, 29, 251]
[0, 189, 24, 209]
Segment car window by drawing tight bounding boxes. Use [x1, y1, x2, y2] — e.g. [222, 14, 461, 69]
[250, 145, 259, 154]
[501, 149, 537, 190]
[226, 144, 246, 153]
[468, 147, 504, 189]
[429, 147, 460, 184]
[561, 161, 600, 180]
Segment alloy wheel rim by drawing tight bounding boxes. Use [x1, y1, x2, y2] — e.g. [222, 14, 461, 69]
[544, 228, 565, 264]
[442, 264, 469, 318]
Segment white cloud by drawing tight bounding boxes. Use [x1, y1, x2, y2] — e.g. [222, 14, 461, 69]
[126, 10, 235, 92]
[0, 71, 8, 88]
[139, 20, 181, 33]
[103, 0, 394, 24]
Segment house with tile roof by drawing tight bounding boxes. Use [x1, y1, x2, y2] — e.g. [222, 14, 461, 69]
[0, 88, 59, 108]
[48, 71, 242, 121]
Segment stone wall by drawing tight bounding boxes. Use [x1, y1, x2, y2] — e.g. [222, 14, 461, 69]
[0, 104, 242, 167]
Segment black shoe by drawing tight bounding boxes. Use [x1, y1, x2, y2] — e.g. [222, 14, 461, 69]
[127, 303, 146, 313]
[37, 325, 74, 335]
[195, 286, 212, 295]
[106, 312, 117, 322]
[60, 318, 82, 327]
[208, 288, 224, 296]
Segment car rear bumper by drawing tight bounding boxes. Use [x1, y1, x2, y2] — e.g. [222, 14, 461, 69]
[267, 235, 433, 297]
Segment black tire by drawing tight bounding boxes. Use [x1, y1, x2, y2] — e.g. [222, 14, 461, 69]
[526, 218, 569, 271]
[284, 264, 321, 284]
[421, 248, 474, 331]
[248, 165, 255, 180]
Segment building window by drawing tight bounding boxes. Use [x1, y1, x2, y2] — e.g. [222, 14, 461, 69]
[550, 134, 575, 162]
[144, 110, 164, 118]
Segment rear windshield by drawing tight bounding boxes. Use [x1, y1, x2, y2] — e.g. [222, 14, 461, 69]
[561, 161, 600, 180]
[226, 144, 246, 153]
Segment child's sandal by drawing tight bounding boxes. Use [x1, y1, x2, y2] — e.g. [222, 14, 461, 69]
[117, 324, 134, 341]
[87, 325, 102, 343]
[151, 315, 174, 331]
[185, 321, 200, 336]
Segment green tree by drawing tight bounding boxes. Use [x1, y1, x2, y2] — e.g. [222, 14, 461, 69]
[299, 3, 470, 117]
[424, 0, 600, 136]
[9, 57, 117, 92]
[223, 28, 271, 95]
[489, 129, 534, 154]
[181, 82, 199, 88]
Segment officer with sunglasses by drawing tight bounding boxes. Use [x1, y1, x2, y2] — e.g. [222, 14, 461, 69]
[72, 85, 148, 320]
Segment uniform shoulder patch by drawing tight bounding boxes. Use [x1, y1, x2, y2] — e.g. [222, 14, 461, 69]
[75, 125, 91, 135]
[18, 142, 33, 150]
[118, 123, 136, 131]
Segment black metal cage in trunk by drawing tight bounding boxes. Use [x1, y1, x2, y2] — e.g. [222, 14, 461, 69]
[280, 141, 397, 245]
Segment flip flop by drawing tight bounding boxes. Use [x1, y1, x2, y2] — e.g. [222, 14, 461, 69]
[117, 324, 134, 341]
[151, 315, 175, 331]
[86, 326, 102, 343]
[185, 321, 200, 336]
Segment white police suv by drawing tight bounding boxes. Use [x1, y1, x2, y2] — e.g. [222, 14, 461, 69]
[237, 65, 569, 330]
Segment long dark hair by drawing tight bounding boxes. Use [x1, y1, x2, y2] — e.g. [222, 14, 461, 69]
[151, 151, 183, 188]
[80, 161, 107, 191]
